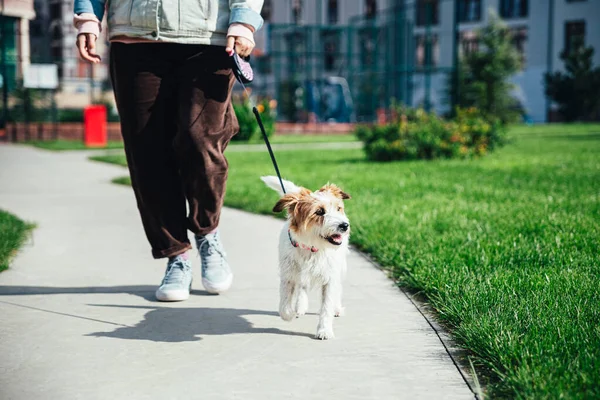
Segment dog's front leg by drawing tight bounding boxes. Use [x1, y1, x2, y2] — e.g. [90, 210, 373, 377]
[316, 281, 339, 340]
[295, 286, 308, 316]
[279, 279, 299, 321]
[334, 284, 345, 317]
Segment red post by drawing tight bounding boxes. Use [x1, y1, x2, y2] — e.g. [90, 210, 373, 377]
[84, 105, 107, 147]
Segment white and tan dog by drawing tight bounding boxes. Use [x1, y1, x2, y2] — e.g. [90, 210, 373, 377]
[261, 176, 351, 340]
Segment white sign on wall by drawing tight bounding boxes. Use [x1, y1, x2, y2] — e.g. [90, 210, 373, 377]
[23, 64, 59, 89]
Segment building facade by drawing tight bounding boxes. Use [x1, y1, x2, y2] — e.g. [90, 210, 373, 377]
[1, 0, 35, 91]
[255, 0, 600, 123]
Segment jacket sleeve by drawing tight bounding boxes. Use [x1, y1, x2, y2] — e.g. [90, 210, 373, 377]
[73, 0, 106, 21]
[229, 0, 264, 31]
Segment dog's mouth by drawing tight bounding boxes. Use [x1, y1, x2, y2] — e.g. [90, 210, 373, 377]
[323, 234, 344, 246]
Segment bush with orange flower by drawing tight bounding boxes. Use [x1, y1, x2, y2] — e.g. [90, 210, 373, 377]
[356, 107, 505, 161]
[231, 93, 276, 141]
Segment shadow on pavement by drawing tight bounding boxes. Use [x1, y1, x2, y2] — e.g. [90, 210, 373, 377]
[0, 285, 212, 302]
[0, 285, 315, 342]
[86, 304, 314, 342]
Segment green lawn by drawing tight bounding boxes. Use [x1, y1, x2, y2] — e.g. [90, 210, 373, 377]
[26, 139, 126, 151]
[91, 123, 600, 399]
[27, 134, 358, 152]
[0, 210, 34, 272]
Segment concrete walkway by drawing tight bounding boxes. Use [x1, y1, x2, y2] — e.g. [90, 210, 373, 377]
[0, 144, 474, 400]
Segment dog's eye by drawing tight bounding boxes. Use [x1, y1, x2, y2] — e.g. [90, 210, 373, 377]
[315, 208, 325, 216]
[337, 206, 342, 212]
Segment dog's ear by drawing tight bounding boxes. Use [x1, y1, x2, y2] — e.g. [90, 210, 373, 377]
[319, 184, 351, 200]
[273, 194, 299, 213]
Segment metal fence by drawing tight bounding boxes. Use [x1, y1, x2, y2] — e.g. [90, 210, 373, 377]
[252, 2, 457, 123]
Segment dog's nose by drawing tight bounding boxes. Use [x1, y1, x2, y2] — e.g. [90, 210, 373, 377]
[338, 222, 349, 232]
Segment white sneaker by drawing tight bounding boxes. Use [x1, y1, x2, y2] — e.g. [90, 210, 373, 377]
[196, 231, 233, 294]
[155, 255, 193, 301]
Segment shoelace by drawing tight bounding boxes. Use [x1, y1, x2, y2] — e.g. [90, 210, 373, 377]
[162, 257, 189, 285]
[198, 235, 226, 269]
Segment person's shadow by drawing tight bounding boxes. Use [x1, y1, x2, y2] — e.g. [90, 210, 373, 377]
[86, 304, 314, 342]
[0, 285, 315, 342]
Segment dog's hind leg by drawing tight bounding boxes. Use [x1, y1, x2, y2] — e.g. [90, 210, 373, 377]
[295, 286, 309, 317]
[279, 280, 298, 321]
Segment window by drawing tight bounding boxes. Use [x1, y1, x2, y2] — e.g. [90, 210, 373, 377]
[458, 0, 481, 22]
[328, 0, 338, 24]
[292, 0, 302, 24]
[49, 3, 61, 19]
[415, 34, 439, 68]
[322, 31, 340, 71]
[510, 27, 528, 66]
[30, 20, 43, 37]
[564, 20, 585, 54]
[460, 31, 478, 57]
[416, 0, 439, 26]
[365, 0, 377, 19]
[500, 0, 528, 19]
[261, 0, 272, 22]
[359, 26, 378, 67]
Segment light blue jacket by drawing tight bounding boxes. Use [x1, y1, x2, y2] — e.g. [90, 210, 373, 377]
[74, 0, 264, 45]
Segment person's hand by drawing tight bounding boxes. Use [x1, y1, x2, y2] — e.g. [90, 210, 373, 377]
[77, 33, 101, 64]
[225, 36, 254, 58]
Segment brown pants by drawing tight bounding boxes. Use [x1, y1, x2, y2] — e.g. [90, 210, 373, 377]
[110, 43, 239, 259]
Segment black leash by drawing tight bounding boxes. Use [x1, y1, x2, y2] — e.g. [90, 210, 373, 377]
[231, 53, 286, 195]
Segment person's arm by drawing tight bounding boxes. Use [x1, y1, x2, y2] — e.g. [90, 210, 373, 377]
[229, 0, 264, 32]
[226, 0, 264, 57]
[73, 0, 106, 63]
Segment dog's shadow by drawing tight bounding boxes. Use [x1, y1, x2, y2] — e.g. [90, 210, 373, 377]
[86, 304, 314, 342]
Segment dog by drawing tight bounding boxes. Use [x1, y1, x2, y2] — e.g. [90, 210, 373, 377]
[261, 176, 351, 340]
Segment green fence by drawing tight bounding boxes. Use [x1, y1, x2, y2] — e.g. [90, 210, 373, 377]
[255, 3, 456, 123]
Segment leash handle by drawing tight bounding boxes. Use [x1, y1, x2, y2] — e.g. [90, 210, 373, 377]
[252, 106, 286, 195]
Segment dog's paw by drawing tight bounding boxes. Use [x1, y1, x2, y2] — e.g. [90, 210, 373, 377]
[296, 298, 308, 317]
[334, 307, 345, 317]
[279, 308, 296, 322]
[315, 326, 335, 340]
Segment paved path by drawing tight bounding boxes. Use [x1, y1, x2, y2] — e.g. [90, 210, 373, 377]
[0, 144, 474, 400]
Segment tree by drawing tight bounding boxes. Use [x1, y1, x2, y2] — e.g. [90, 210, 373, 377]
[544, 39, 600, 122]
[447, 11, 522, 123]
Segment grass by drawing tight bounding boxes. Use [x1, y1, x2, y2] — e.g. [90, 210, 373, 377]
[27, 134, 358, 152]
[26, 139, 125, 151]
[0, 210, 34, 272]
[92, 123, 600, 399]
[247, 133, 358, 144]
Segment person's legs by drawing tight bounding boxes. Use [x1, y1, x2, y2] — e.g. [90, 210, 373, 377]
[110, 43, 193, 301]
[174, 46, 238, 234]
[173, 46, 238, 293]
[110, 43, 192, 259]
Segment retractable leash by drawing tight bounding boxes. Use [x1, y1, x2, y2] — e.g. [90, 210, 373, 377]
[231, 53, 287, 195]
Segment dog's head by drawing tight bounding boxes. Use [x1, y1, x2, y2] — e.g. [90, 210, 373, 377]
[273, 183, 351, 247]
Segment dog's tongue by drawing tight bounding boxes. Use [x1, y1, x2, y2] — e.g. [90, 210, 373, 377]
[330, 234, 342, 243]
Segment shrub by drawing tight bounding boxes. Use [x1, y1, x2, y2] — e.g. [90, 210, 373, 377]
[232, 94, 276, 141]
[445, 11, 523, 124]
[544, 38, 600, 121]
[356, 107, 505, 162]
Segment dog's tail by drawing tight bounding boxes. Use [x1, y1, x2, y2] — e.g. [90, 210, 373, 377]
[260, 176, 302, 196]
